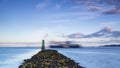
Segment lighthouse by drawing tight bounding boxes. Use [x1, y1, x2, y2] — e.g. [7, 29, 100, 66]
[41, 39, 45, 50]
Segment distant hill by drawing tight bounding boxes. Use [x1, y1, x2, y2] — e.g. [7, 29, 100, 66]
[100, 44, 120, 47]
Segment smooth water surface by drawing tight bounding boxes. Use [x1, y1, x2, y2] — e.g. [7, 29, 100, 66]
[0, 47, 120, 68]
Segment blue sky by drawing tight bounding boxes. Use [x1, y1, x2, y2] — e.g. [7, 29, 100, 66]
[0, 0, 120, 42]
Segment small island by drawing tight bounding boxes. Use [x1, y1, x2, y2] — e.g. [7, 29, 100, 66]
[19, 40, 84, 68]
[100, 44, 120, 47]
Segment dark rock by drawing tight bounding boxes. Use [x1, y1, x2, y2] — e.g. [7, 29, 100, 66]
[19, 50, 84, 68]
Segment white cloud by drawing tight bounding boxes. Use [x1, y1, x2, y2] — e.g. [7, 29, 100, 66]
[87, 6, 105, 11]
[35, 1, 62, 9]
[103, 9, 120, 14]
[69, 37, 120, 46]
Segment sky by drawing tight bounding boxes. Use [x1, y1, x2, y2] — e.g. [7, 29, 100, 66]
[0, 0, 120, 44]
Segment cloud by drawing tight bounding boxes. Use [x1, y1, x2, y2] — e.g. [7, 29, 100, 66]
[87, 5, 120, 14]
[35, 0, 62, 9]
[70, 0, 96, 5]
[87, 6, 104, 11]
[70, 0, 100, 5]
[35, 0, 120, 14]
[69, 0, 120, 15]
[101, 0, 120, 14]
[103, 9, 120, 14]
[36, 3, 47, 9]
[72, 37, 120, 46]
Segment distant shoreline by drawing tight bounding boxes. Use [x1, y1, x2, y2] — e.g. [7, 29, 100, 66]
[100, 44, 120, 47]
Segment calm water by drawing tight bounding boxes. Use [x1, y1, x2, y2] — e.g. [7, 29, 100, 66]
[0, 47, 40, 68]
[0, 47, 120, 68]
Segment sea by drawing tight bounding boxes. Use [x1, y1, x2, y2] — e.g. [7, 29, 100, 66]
[0, 47, 120, 68]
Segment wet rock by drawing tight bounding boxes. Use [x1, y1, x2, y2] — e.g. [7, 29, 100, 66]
[19, 50, 84, 68]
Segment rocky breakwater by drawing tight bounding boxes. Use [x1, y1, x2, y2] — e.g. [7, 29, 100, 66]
[19, 50, 84, 68]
